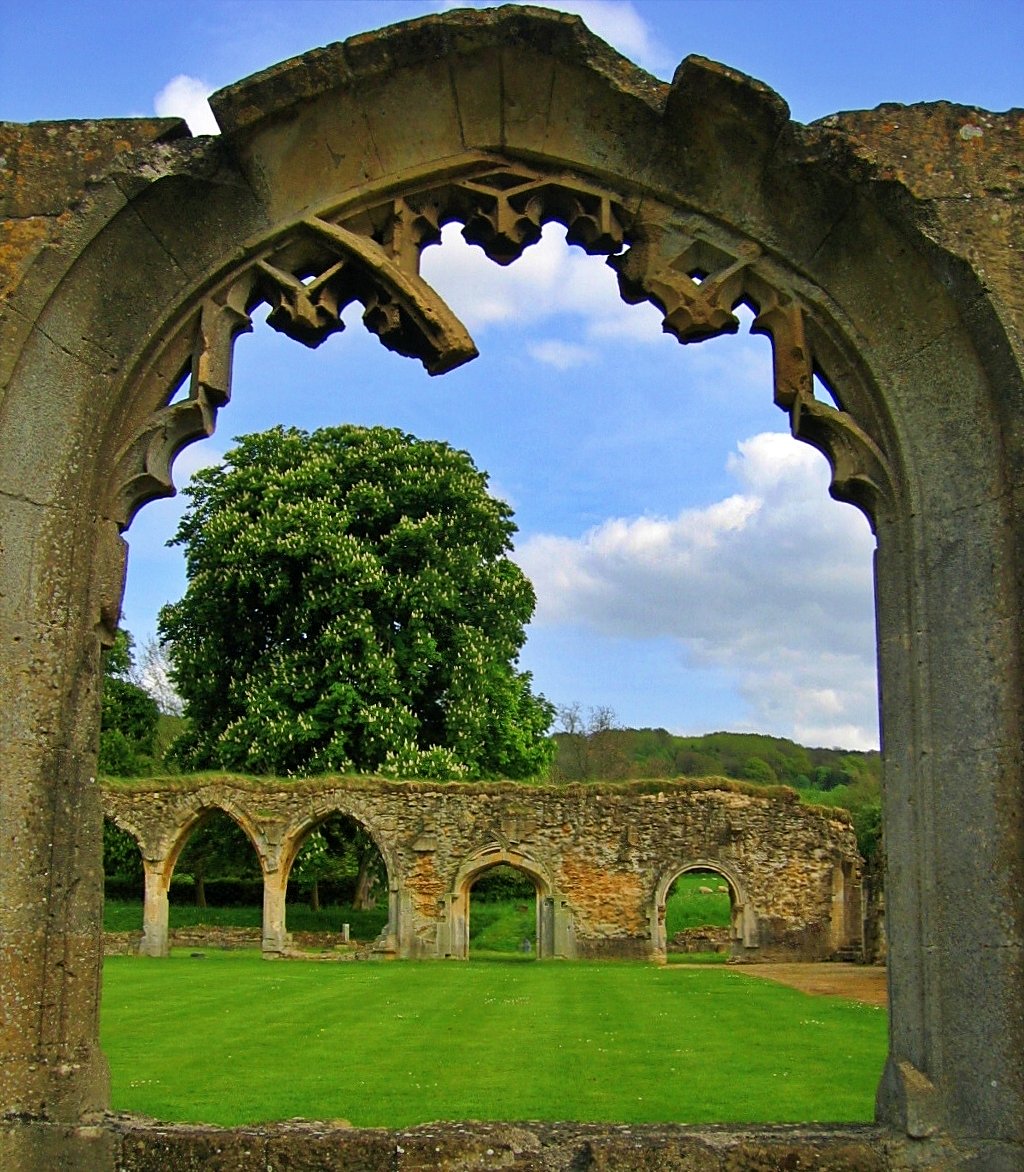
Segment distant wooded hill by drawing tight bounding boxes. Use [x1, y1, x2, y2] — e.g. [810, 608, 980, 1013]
[550, 726, 880, 793]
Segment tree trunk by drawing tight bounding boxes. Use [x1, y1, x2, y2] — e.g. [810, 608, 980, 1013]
[353, 857, 377, 910]
[195, 872, 206, 909]
[310, 879, 320, 913]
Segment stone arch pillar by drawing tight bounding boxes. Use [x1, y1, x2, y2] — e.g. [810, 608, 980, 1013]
[260, 854, 290, 956]
[139, 857, 171, 959]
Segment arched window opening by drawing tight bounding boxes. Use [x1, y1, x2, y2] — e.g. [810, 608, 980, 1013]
[120, 221, 879, 768]
[663, 867, 737, 963]
[467, 864, 539, 959]
[285, 812, 389, 948]
[168, 809, 263, 938]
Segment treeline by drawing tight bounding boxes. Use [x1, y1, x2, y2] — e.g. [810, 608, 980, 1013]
[550, 724, 879, 791]
[548, 714, 882, 867]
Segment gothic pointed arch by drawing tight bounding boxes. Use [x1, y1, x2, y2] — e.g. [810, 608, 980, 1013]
[1, 4, 1022, 1161]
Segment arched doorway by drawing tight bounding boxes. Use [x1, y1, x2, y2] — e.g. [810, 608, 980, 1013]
[282, 811, 391, 951]
[653, 862, 755, 961]
[2, 7, 1021, 1154]
[445, 846, 563, 960]
[466, 863, 539, 959]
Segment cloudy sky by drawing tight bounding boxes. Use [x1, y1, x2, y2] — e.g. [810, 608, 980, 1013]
[4, 2, 1021, 749]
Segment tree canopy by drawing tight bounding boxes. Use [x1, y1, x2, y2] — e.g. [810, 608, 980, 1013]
[100, 628, 160, 776]
[159, 424, 554, 779]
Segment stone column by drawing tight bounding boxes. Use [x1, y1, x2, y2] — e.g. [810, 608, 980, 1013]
[0, 605, 111, 1131]
[874, 513, 1024, 1152]
[138, 858, 170, 957]
[261, 866, 289, 955]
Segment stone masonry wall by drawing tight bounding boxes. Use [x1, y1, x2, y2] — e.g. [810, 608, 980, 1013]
[102, 777, 862, 962]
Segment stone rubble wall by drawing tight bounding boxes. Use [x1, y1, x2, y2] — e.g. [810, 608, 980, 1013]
[102, 776, 863, 962]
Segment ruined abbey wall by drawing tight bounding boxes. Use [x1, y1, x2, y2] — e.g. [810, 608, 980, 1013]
[102, 777, 863, 963]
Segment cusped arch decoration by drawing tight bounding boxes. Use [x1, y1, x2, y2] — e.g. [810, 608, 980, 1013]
[106, 156, 897, 536]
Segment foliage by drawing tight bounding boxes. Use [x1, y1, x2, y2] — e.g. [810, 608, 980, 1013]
[471, 864, 536, 902]
[852, 801, 883, 865]
[290, 812, 386, 910]
[159, 425, 554, 780]
[99, 629, 160, 776]
[550, 722, 881, 800]
[102, 954, 887, 1127]
[103, 820, 143, 890]
[173, 811, 261, 907]
[549, 704, 627, 781]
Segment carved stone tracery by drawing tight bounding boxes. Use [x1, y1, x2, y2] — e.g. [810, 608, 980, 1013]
[109, 159, 895, 533]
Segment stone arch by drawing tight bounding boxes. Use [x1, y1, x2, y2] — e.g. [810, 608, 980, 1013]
[1, 7, 1021, 1160]
[136, 800, 268, 958]
[652, 859, 756, 960]
[273, 803, 399, 955]
[159, 800, 269, 880]
[443, 843, 567, 960]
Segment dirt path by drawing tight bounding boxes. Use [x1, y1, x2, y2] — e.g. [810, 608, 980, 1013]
[733, 962, 888, 1006]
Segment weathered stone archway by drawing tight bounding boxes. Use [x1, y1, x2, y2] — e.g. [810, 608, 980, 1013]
[444, 844, 560, 960]
[2, 6, 1022, 1167]
[652, 859, 757, 958]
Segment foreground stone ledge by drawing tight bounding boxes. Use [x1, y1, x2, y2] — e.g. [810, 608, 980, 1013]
[0, 1118, 1000, 1171]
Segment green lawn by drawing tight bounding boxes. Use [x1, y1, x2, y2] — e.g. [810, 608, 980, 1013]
[101, 952, 886, 1127]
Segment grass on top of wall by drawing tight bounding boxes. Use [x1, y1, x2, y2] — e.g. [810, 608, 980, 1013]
[102, 952, 886, 1128]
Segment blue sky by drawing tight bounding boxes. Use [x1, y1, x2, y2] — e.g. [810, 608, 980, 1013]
[4, 2, 1021, 748]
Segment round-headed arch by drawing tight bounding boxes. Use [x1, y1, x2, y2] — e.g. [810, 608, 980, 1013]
[652, 858, 756, 958]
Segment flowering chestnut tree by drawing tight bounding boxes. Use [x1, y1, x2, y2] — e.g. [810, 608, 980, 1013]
[159, 424, 553, 779]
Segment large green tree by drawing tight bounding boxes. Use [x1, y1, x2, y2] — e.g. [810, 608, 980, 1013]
[159, 425, 553, 779]
[99, 628, 160, 776]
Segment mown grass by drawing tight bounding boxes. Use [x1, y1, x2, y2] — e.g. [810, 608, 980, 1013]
[101, 952, 886, 1128]
[469, 900, 536, 953]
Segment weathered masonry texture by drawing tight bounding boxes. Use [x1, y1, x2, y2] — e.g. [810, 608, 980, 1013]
[101, 778, 863, 963]
[1, 5, 1022, 1169]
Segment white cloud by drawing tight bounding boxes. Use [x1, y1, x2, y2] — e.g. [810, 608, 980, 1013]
[516, 431, 880, 747]
[422, 224, 665, 342]
[154, 74, 220, 135]
[528, 339, 592, 370]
